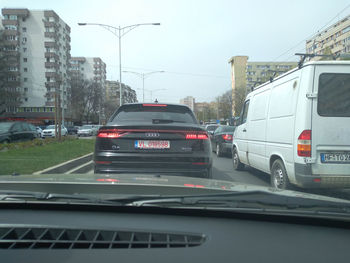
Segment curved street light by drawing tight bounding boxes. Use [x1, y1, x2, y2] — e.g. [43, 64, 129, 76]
[78, 22, 161, 106]
[123, 70, 164, 102]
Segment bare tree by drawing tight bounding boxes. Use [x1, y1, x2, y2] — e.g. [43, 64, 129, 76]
[70, 76, 103, 123]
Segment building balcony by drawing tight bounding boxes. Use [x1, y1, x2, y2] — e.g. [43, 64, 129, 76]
[43, 21, 60, 29]
[45, 82, 60, 89]
[45, 62, 59, 69]
[2, 19, 19, 26]
[4, 39, 19, 46]
[3, 29, 19, 35]
[45, 72, 61, 80]
[2, 8, 29, 16]
[44, 32, 59, 40]
[5, 80, 20, 87]
[44, 41, 59, 49]
[44, 52, 59, 61]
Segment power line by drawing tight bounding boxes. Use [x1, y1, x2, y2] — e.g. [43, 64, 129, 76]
[272, 3, 350, 62]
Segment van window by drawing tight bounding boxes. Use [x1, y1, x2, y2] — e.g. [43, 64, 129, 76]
[318, 73, 350, 117]
[241, 100, 250, 124]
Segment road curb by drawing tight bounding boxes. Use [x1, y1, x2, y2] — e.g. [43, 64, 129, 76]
[33, 152, 93, 175]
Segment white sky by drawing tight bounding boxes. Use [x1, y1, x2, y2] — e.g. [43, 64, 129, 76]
[2, 0, 350, 103]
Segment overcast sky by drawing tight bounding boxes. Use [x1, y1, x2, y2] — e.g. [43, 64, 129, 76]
[2, 0, 350, 103]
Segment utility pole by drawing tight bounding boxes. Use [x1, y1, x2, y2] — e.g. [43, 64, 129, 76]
[58, 94, 62, 141]
[54, 92, 58, 138]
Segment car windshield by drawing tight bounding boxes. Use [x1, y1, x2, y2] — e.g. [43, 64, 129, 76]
[0, 122, 12, 132]
[1, 0, 350, 218]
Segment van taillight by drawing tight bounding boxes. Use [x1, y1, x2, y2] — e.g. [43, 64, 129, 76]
[297, 130, 311, 157]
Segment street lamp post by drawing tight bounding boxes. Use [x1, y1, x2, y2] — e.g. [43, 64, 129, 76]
[123, 70, 164, 102]
[78, 22, 160, 107]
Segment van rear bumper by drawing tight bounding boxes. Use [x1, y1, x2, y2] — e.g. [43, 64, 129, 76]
[294, 163, 350, 188]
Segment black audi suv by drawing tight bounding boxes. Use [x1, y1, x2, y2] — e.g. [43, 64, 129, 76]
[94, 103, 213, 178]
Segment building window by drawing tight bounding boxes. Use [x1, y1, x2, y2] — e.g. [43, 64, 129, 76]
[22, 17, 26, 22]
[22, 37, 27, 43]
[22, 27, 27, 32]
[9, 15, 18, 20]
[23, 47, 27, 52]
[5, 25, 17, 30]
[24, 87, 28, 92]
[24, 68, 28, 72]
[23, 58, 28, 62]
[24, 78, 28, 82]
[24, 98, 28, 102]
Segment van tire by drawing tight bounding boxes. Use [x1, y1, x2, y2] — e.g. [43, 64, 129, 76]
[232, 148, 244, 171]
[271, 159, 290, 190]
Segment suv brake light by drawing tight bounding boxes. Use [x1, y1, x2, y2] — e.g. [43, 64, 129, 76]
[185, 132, 209, 140]
[222, 134, 233, 141]
[97, 129, 129, 138]
[297, 130, 311, 157]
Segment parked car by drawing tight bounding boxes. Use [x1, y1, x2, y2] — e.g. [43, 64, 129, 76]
[94, 103, 213, 178]
[36, 127, 43, 138]
[67, 126, 79, 135]
[232, 60, 350, 190]
[42, 125, 68, 138]
[0, 122, 38, 143]
[77, 125, 96, 137]
[211, 125, 235, 157]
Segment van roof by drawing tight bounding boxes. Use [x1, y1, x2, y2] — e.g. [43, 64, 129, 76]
[249, 60, 350, 94]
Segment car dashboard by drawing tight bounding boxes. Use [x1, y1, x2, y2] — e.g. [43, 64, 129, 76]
[0, 203, 349, 262]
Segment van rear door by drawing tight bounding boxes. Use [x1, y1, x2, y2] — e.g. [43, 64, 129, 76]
[311, 63, 350, 176]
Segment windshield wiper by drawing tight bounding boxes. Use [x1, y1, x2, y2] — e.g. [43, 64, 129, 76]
[0, 190, 120, 205]
[125, 190, 350, 213]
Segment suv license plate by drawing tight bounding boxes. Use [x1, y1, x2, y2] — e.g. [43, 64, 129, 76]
[321, 153, 350, 163]
[135, 140, 170, 149]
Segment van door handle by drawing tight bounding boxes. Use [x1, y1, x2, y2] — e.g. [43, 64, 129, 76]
[243, 129, 247, 132]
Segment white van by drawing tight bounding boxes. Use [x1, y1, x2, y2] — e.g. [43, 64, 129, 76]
[232, 61, 350, 189]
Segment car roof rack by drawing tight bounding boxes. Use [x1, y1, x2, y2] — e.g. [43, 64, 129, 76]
[295, 53, 343, 68]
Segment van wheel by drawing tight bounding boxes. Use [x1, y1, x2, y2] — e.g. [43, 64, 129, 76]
[216, 143, 223, 157]
[271, 159, 290, 190]
[232, 148, 244, 171]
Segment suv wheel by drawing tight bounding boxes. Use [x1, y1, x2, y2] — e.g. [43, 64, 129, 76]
[232, 147, 244, 170]
[271, 159, 290, 190]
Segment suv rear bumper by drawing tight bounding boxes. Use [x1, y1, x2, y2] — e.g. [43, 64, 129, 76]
[94, 152, 212, 178]
[294, 163, 350, 188]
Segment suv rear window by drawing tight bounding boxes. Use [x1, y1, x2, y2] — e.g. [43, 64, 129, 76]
[110, 104, 197, 124]
[318, 73, 350, 117]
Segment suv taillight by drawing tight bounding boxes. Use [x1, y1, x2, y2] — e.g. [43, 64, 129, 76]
[185, 132, 209, 140]
[97, 129, 129, 138]
[297, 130, 311, 157]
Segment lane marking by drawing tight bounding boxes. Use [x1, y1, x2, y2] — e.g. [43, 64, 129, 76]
[66, 160, 93, 174]
[33, 152, 93, 175]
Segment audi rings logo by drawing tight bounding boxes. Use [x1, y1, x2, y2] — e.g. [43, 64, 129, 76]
[145, 132, 160, 138]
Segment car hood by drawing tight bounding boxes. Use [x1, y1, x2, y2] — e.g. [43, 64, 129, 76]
[0, 173, 348, 204]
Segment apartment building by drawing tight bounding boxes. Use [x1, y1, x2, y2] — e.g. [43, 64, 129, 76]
[105, 80, 137, 105]
[180, 96, 195, 111]
[228, 56, 297, 115]
[1, 8, 71, 124]
[69, 57, 106, 86]
[306, 15, 350, 59]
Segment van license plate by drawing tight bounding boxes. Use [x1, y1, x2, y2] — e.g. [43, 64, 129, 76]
[321, 153, 350, 163]
[135, 140, 170, 149]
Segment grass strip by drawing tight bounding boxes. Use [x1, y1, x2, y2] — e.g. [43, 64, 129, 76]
[0, 138, 95, 175]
